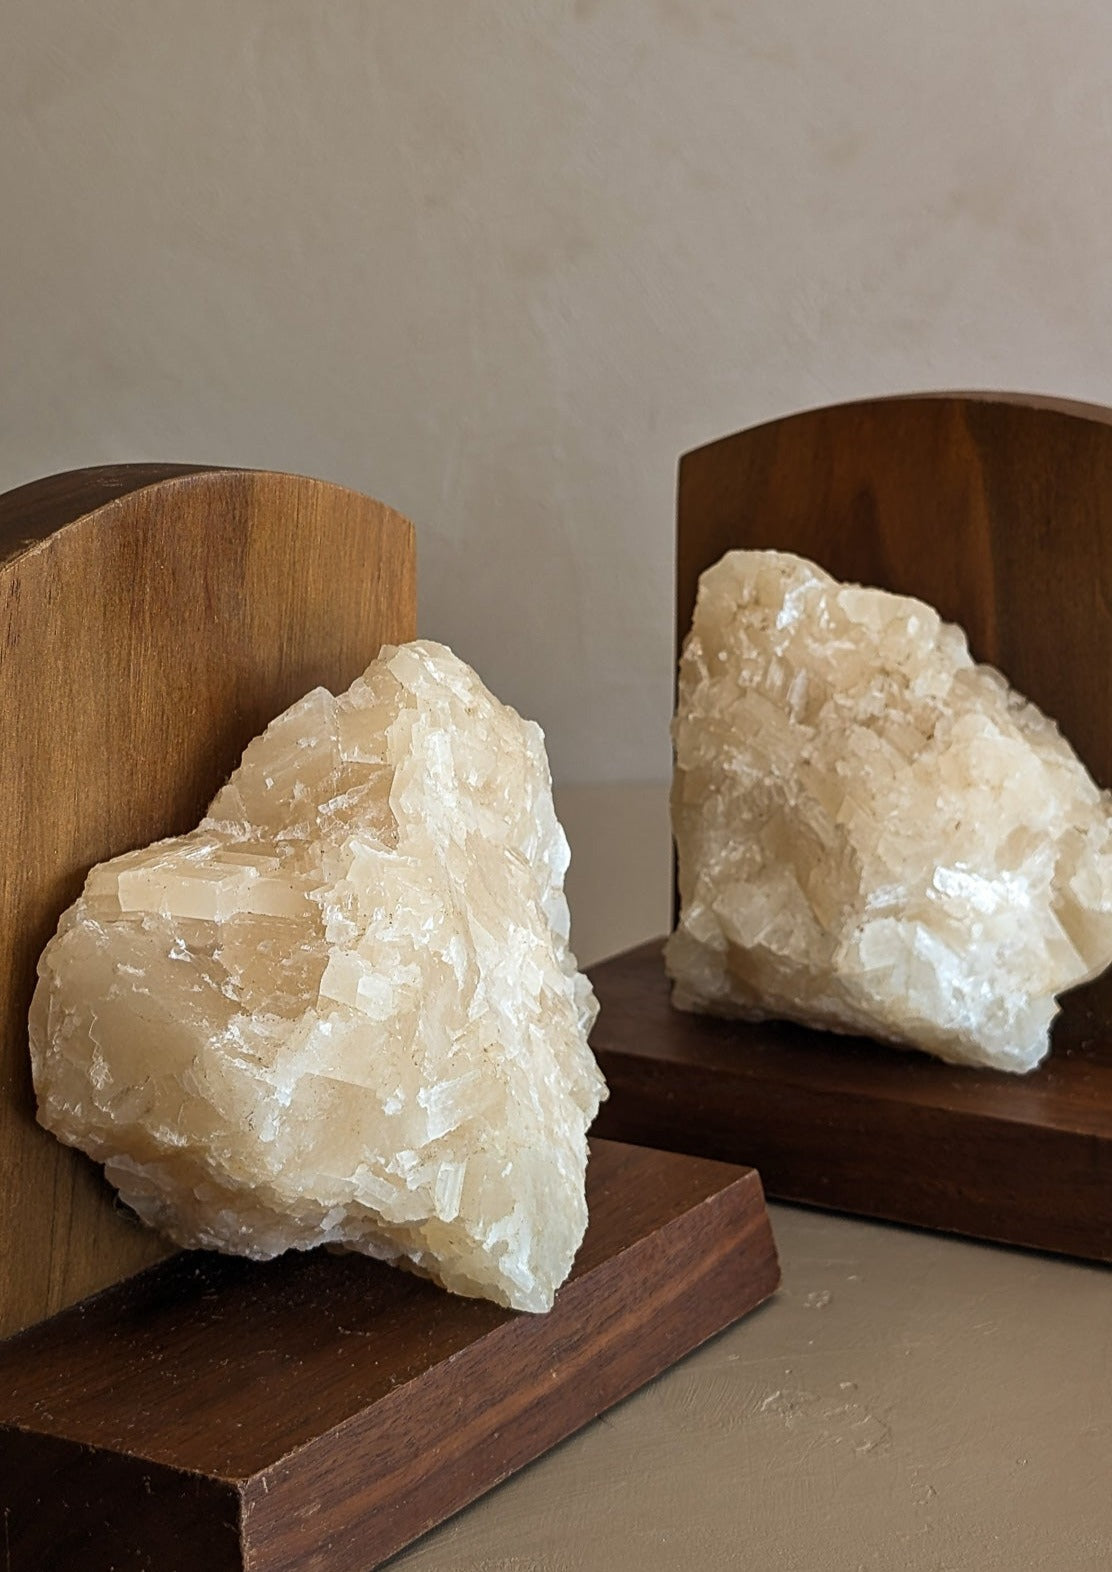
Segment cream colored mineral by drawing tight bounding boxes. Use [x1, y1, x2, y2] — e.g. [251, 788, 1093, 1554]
[31, 640, 605, 1313]
[666, 550, 1112, 1072]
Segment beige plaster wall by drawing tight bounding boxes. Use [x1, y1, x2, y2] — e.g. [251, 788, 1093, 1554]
[4, 1, 1112, 780]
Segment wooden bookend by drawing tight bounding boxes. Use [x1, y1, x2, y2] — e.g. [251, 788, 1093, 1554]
[591, 394, 1112, 1262]
[0, 1140, 778, 1572]
[0, 466, 416, 1339]
[0, 465, 780, 1567]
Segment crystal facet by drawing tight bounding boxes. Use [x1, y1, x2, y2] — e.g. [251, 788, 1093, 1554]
[31, 641, 605, 1312]
[666, 550, 1112, 1072]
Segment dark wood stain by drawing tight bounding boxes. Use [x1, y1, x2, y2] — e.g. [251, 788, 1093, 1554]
[591, 940, 1112, 1260]
[675, 396, 1112, 780]
[0, 1139, 780, 1571]
[599, 394, 1112, 1258]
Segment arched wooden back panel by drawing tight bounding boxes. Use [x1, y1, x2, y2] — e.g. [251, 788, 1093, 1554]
[677, 394, 1112, 790]
[591, 393, 1112, 1263]
[0, 467, 416, 1336]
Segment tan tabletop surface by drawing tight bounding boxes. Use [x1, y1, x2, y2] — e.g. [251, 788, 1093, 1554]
[387, 785, 1111, 1572]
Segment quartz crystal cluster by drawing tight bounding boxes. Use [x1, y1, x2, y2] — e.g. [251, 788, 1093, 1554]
[666, 550, 1112, 1072]
[31, 640, 605, 1312]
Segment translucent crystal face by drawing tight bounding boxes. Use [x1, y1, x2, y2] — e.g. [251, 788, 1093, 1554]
[31, 641, 606, 1313]
[666, 551, 1112, 1073]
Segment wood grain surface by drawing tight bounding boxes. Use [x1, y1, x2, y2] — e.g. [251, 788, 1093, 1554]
[0, 1138, 780, 1572]
[675, 394, 1112, 795]
[592, 394, 1112, 1258]
[0, 466, 416, 1337]
[590, 939, 1112, 1259]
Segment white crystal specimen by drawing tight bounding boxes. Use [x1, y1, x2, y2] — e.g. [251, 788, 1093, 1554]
[666, 550, 1112, 1072]
[31, 640, 605, 1313]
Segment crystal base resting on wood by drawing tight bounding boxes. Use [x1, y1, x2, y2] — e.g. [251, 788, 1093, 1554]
[0, 1139, 779, 1572]
[590, 940, 1112, 1262]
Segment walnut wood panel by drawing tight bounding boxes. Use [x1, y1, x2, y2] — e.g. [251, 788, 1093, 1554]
[593, 394, 1112, 1258]
[676, 394, 1112, 793]
[0, 466, 416, 1337]
[590, 941, 1112, 1260]
[0, 1138, 780, 1571]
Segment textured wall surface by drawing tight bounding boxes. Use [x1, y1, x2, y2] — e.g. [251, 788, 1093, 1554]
[5, 1, 1112, 780]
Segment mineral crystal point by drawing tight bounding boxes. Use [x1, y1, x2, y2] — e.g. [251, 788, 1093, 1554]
[31, 640, 606, 1312]
[666, 550, 1112, 1072]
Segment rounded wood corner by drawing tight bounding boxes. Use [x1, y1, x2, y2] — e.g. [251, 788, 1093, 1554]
[678, 388, 1112, 475]
[0, 463, 418, 1337]
[675, 390, 1112, 774]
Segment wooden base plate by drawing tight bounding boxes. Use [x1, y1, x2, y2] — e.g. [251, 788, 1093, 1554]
[590, 941, 1112, 1262]
[0, 1138, 778, 1571]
